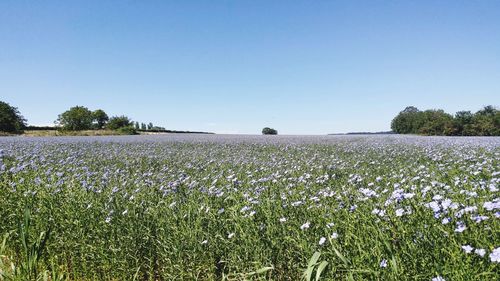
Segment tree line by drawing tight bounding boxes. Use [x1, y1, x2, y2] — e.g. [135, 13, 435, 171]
[1, 100, 498, 136]
[56, 106, 165, 134]
[391, 105, 499, 136]
[0, 101, 163, 134]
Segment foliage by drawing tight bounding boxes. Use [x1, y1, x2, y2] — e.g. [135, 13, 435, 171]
[390, 106, 424, 134]
[116, 126, 138, 135]
[391, 105, 499, 136]
[56, 106, 93, 131]
[0, 101, 26, 133]
[0, 208, 63, 281]
[303, 252, 328, 281]
[417, 109, 454, 136]
[106, 115, 132, 130]
[92, 109, 109, 129]
[262, 127, 278, 135]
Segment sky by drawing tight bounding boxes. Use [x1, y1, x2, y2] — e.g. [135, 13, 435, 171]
[1, 1, 499, 134]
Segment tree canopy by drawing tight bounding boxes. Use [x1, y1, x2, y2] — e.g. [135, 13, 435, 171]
[56, 106, 94, 130]
[391, 105, 499, 136]
[92, 109, 109, 129]
[0, 101, 26, 133]
[262, 127, 278, 135]
[106, 116, 132, 130]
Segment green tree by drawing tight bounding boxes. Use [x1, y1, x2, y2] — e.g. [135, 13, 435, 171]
[141, 123, 147, 130]
[391, 105, 499, 136]
[56, 106, 93, 130]
[147, 122, 153, 130]
[106, 116, 132, 130]
[453, 111, 473, 136]
[134, 121, 140, 130]
[0, 101, 26, 133]
[391, 106, 424, 134]
[92, 109, 109, 129]
[467, 106, 499, 136]
[262, 127, 278, 135]
[418, 109, 454, 136]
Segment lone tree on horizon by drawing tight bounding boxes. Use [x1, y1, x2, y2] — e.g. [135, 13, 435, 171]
[262, 127, 278, 135]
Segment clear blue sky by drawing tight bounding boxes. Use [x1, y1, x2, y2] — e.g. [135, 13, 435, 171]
[1, 1, 499, 134]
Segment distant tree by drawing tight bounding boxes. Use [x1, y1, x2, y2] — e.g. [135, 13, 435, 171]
[391, 105, 499, 136]
[106, 116, 132, 130]
[391, 106, 424, 134]
[151, 126, 166, 131]
[92, 109, 109, 129]
[134, 121, 140, 130]
[147, 122, 153, 130]
[262, 127, 278, 135]
[56, 106, 93, 130]
[476, 105, 497, 117]
[0, 101, 26, 133]
[141, 123, 147, 130]
[453, 111, 474, 136]
[466, 106, 499, 136]
[418, 109, 453, 136]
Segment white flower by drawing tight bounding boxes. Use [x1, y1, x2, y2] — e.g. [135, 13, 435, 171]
[454, 222, 467, 233]
[279, 217, 287, 223]
[300, 222, 310, 230]
[318, 237, 326, 245]
[330, 232, 338, 239]
[471, 215, 489, 223]
[380, 259, 387, 268]
[432, 276, 445, 281]
[474, 248, 486, 257]
[121, 209, 128, 215]
[395, 208, 405, 217]
[461, 245, 474, 253]
[433, 195, 443, 201]
[426, 201, 441, 213]
[201, 240, 208, 244]
[403, 193, 414, 199]
[227, 232, 235, 239]
[490, 247, 500, 263]
[484, 201, 500, 211]
[441, 217, 450, 224]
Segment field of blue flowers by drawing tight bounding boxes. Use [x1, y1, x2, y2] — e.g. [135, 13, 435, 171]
[0, 135, 498, 280]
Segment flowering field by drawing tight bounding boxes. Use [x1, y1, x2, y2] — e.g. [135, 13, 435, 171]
[0, 135, 499, 280]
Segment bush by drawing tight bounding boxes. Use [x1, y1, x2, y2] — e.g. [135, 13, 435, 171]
[0, 101, 26, 133]
[116, 126, 138, 135]
[262, 127, 278, 135]
[106, 116, 132, 130]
